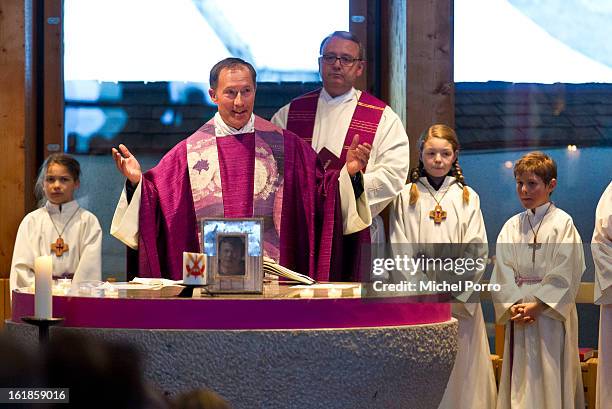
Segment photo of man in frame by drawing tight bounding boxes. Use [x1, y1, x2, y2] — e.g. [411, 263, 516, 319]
[217, 235, 246, 276]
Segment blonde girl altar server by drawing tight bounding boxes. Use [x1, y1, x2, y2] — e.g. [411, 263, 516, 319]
[10, 153, 102, 292]
[491, 152, 585, 409]
[389, 125, 497, 409]
[592, 181, 612, 409]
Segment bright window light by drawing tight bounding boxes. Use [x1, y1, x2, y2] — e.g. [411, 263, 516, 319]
[64, 0, 348, 82]
[454, 0, 612, 83]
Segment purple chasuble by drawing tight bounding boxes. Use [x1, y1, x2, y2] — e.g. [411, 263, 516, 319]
[137, 116, 342, 282]
[286, 88, 386, 281]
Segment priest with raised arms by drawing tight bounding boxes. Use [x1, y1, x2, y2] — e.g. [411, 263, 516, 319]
[110, 58, 372, 282]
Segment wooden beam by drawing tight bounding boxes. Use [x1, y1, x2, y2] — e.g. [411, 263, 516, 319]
[0, 0, 38, 278]
[406, 0, 454, 167]
[43, 0, 64, 154]
[382, 0, 454, 169]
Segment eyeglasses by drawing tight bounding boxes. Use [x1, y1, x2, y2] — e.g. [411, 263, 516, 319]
[320, 54, 362, 67]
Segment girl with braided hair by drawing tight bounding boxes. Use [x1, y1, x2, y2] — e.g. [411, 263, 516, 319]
[10, 154, 102, 293]
[389, 124, 496, 409]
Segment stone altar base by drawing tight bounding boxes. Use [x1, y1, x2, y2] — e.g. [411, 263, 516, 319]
[6, 320, 457, 409]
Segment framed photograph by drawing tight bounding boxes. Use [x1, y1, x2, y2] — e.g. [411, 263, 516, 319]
[200, 218, 263, 293]
[216, 233, 247, 277]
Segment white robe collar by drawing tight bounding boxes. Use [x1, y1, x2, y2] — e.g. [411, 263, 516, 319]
[213, 112, 255, 136]
[525, 201, 555, 223]
[320, 87, 359, 106]
[45, 199, 79, 216]
[418, 175, 456, 192]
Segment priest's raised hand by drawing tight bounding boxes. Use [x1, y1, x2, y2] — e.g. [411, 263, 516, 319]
[346, 134, 372, 176]
[112, 144, 142, 186]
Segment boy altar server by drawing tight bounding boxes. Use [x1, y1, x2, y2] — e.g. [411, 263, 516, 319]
[491, 152, 585, 409]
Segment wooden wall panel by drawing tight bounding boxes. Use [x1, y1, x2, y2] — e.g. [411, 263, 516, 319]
[406, 0, 454, 167]
[382, 0, 454, 169]
[0, 0, 37, 278]
[0, 0, 61, 278]
[43, 0, 63, 154]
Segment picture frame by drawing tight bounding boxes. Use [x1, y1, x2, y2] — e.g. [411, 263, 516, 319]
[200, 218, 263, 293]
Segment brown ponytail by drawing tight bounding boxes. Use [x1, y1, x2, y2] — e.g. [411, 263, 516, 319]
[408, 164, 423, 206]
[452, 161, 470, 204]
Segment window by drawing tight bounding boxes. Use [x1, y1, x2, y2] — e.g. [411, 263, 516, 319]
[454, 0, 612, 83]
[454, 0, 610, 349]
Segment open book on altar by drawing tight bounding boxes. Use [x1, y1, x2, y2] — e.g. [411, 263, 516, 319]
[100, 278, 185, 297]
[263, 257, 316, 285]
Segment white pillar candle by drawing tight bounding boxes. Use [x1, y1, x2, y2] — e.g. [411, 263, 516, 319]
[34, 255, 53, 319]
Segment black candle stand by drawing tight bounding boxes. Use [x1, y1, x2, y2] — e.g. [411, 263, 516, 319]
[21, 316, 65, 344]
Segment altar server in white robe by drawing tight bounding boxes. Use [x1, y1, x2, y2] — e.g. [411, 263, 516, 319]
[10, 154, 102, 292]
[271, 31, 410, 243]
[592, 181, 612, 409]
[491, 151, 585, 409]
[389, 124, 497, 409]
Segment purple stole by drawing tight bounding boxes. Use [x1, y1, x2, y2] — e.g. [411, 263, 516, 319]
[286, 88, 385, 171]
[285, 89, 386, 281]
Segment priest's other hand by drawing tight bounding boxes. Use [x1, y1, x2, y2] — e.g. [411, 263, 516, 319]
[112, 144, 142, 186]
[346, 134, 372, 176]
